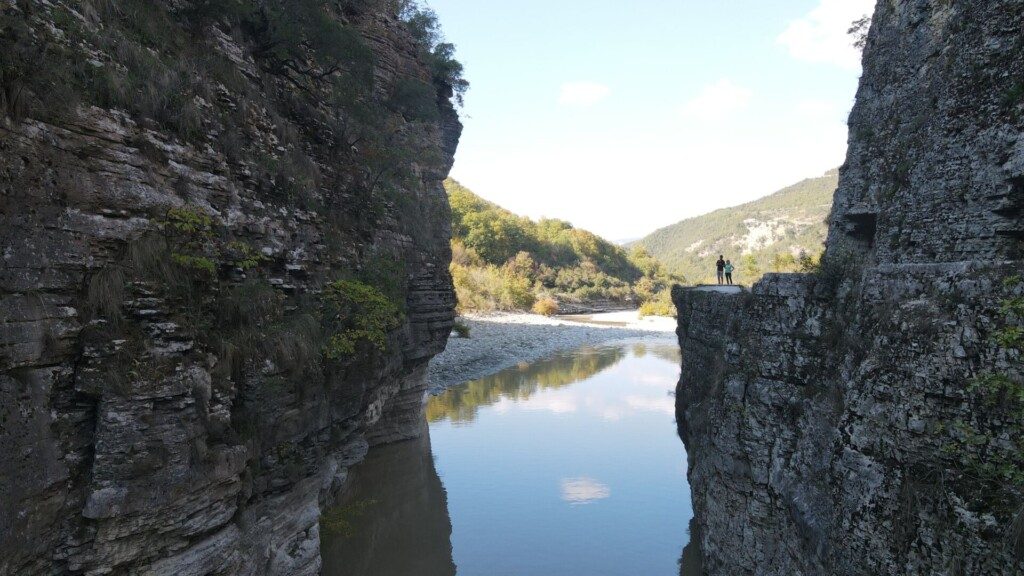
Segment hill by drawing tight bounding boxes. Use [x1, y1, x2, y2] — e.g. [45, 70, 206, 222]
[635, 170, 838, 285]
[446, 179, 678, 315]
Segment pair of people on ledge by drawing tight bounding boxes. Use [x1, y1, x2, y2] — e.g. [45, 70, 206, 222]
[716, 255, 734, 286]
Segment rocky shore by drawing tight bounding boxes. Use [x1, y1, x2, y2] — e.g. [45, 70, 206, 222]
[426, 311, 676, 392]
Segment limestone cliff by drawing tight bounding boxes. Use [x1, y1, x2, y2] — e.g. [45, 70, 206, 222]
[674, 0, 1023, 574]
[0, 1, 460, 574]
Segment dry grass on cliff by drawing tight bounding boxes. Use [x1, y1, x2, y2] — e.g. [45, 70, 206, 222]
[86, 267, 127, 322]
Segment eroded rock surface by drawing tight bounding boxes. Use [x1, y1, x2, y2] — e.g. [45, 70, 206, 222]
[0, 1, 460, 574]
[674, 1, 1024, 574]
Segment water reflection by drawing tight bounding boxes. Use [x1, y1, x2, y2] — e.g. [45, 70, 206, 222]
[427, 343, 682, 426]
[323, 339, 694, 575]
[560, 477, 612, 505]
[632, 342, 683, 365]
[425, 346, 627, 424]
[679, 518, 705, 576]
[320, 428, 456, 576]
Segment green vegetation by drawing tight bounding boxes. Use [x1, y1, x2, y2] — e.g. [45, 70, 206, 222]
[398, 0, 469, 105]
[848, 15, 872, 50]
[638, 290, 675, 318]
[321, 499, 378, 537]
[635, 170, 837, 285]
[426, 346, 627, 424]
[532, 297, 560, 316]
[946, 275, 1023, 517]
[1003, 82, 1024, 108]
[170, 253, 217, 276]
[451, 320, 471, 338]
[0, 0, 465, 212]
[322, 280, 405, 359]
[166, 207, 214, 235]
[86, 206, 408, 397]
[447, 179, 680, 314]
[161, 206, 221, 278]
[226, 241, 267, 271]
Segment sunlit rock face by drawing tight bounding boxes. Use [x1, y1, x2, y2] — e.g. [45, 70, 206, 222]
[674, 0, 1024, 574]
[0, 2, 459, 574]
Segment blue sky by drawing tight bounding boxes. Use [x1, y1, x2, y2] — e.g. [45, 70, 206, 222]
[429, 0, 877, 240]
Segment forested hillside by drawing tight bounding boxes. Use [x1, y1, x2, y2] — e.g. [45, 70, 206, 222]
[636, 170, 838, 284]
[447, 180, 678, 315]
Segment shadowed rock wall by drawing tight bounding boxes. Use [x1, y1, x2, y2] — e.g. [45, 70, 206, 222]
[0, 1, 460, 574]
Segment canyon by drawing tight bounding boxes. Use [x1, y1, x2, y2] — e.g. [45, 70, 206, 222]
[2, 0, 1023, 575]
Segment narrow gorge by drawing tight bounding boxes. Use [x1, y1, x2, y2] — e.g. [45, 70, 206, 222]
[1, 1, 460, 574]
[674, 0, 1024, 574]
[3, 0, 1024, 575]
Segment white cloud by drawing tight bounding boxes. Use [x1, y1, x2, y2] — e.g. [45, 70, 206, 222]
[519, 391, 578, 414]
[679, 79, 752, 121]
[777, 0, 877, 70]
[560, 477, 611, 504]
[558, 81, 611, 106]
[797, 98, 838, 117]
[625, 395, 676, 416]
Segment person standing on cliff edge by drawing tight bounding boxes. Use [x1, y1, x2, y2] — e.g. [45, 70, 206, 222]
[716, 255, 726, 285]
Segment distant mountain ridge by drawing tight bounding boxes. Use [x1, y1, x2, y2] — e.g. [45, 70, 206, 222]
[446, 179, 678, 315]
[635, 170, 838, 284]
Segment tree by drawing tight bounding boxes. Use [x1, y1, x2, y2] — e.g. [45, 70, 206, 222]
[740, 255, 760, 283]
[505, 251, 537, 282]
[848, 15, 872, 50]
[462, 211, 531, 265]
[634, 276, 657, 303]
[798, 250, 821, 273]
[771, 252, 797, 273]
[630, 246, 663, 278]
[396, 1, 469, 105]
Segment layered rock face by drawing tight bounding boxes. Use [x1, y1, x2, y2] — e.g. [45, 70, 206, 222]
[0, 1, 460, 574]
[674, 1, 1023, 574]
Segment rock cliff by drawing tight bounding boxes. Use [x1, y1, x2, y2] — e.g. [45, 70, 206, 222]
[0, 1, 460, 574]
[674, 0, 1024, 574]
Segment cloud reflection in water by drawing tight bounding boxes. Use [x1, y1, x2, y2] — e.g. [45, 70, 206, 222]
[560, 477, 612, 505]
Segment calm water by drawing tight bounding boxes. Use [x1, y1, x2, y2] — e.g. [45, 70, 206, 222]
[322, 339, 699, 576]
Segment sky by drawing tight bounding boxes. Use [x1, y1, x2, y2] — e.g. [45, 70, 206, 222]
[429, 0, 878, 240]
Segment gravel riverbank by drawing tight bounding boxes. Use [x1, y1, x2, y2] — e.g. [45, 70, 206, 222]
[426, 311, 677, 393]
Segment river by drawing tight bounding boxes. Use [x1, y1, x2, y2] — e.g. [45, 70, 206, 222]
[321, 338, 700, 575]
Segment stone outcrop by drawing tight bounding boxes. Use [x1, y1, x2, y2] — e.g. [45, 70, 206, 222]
[0, 1, 460, 574]
[674, 1, 1024, 574]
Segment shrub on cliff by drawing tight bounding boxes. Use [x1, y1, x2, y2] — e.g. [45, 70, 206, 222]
[945, 275, 1024, 518]
[1, 0, 467, 217]
[322, 280, 405, 359]
[398, 0, 469, 105]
